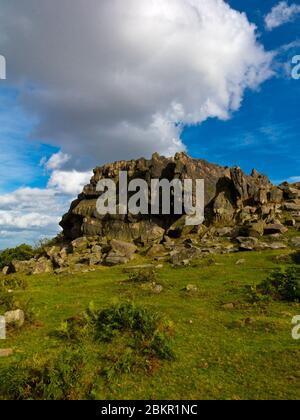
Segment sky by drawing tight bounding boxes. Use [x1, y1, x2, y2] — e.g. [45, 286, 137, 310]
[0, 0, 300, 248]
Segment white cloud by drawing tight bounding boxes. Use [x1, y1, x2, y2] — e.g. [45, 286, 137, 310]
[47, 170, 92, 195]
[43, 151, 70, 171]
[0, 165, 92, 248]
[0, 187, 64, 248]
[265, 1, 300, 31]
[285, 176, 300, 183]
[0, 0, 273, 168]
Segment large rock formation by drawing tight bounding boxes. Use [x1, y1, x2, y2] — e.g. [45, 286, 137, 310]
[60, 152, 283, 242]
[4, 153, 300, 275]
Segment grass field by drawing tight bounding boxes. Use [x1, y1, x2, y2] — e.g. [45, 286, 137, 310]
[0, 249, 300, 400]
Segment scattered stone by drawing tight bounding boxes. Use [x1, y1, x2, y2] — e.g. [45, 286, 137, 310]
[2, 266, 9, 275]
[247, 221, 265, 238]
[170, 247, 200, 266]
[264, 223, 288, 235]
[185, 284, 198, 293]
[46, 246, 60, 259]
[5, 309, 25, 327]
[71, 237, 88, 252]
[106, 239, 137, 266]
[9, 259, 35, 275]
[110, 239, 137, 258]
[285, 218, 296, 227]
[31, 257, 53, 275]
[244, 317, 255, 325]
[152, 284, 163, 294]
[146, 244, 167, 258]
[216, 227, 233, 237]
[267, 242, 287, 250]
[284, 203, 300, 212]
[274, 254, 290, 263]
[0, 349, 13, 357]
[236, 237, 258, 251]
[254, 242, 270, 251]
[123, 264, 155, 273]
[106, 255, 129, 266]
[290, 237, 300, 248]
[222, 303, 235, 310]
[279, 183, 300, 200]
[280, 311, 292, 318]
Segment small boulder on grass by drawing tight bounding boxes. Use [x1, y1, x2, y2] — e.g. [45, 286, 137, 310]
[290, 237, 300, 248]
[222, 303, 235, 310]
[2, 266, 9, 275]
[5, 309, 25, 327]
[185, 284, 198, 293]
[0, 349, 13, 358]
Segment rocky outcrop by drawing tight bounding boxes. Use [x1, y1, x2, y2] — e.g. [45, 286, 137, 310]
[4, 153, 300, 275]
[60, 152, 284, 242]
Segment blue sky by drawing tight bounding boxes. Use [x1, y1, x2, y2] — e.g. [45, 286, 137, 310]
[184, 0, 300, 181]
[0, 0, 300, 247]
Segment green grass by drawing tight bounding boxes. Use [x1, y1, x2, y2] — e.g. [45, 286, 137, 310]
[0, 249, 300, 400]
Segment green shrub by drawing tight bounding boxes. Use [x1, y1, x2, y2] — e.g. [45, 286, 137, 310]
[0, 244, 35, 269]
[55, 315, 91, 341]
[0, 286, 36, 324]
[92, 302, 175, 361]
[0, 276, 28, 290]
[54, 302, 175, 378]
[0, 348, 89, 400]
[128, 268, 157, 283]
[291, 251, 300, 265]
[0, 285, 16, 312]
[249, 267, 300, 302]
[245, 284, 271, 304]
[93, 302, 159, 341]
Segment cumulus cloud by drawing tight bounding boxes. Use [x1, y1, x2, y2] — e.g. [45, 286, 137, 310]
[47, 169, 92, 195]
[0, 187, 64, 248]
[43, 151, 71, 171]
[0, 0, 273, 168]
[265, 1, 300, 31]
[0, 160, 92, 248]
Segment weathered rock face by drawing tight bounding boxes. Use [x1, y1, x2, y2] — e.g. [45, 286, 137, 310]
[5, 153, 300, 276]
[60, 152, 283, 242]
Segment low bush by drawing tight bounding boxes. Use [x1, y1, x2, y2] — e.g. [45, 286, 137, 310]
[0, 276, 28, 290]
[0, 348, 89, 400]
[247, 267, 300, 303]
[54, 302, 175, 378]
[55, 315, 91, 341]
[128, 268, 157, 284]
[291, 251, 300, 265]
[92, 302, 175, 361]
[0, 285, 16, 312]
[0, 244, 35, 269]
[0, 286, 36, 324]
